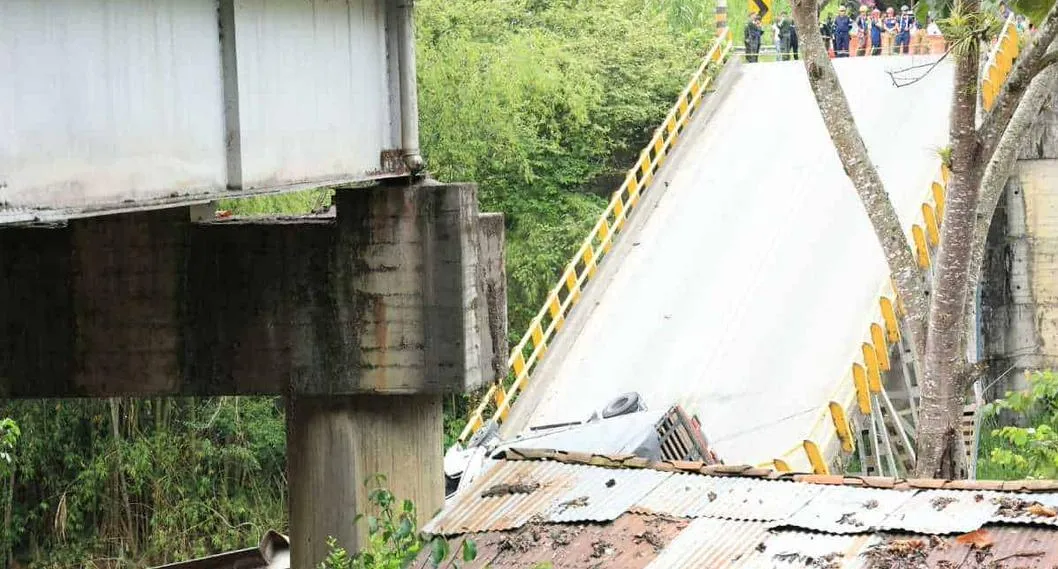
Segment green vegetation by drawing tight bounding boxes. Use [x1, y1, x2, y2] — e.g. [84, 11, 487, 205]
[978, 371, 1058, 480]
[317, 477, 476, 569]
[3, 0, 719, 567]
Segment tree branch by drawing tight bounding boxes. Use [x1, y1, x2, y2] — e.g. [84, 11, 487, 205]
[978, 3, 1058, 159]
[886, 49, 953, 88]
[789, 0, 929, 362]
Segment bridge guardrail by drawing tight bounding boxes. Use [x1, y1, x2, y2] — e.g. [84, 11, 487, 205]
[457, 31, 736, 445]
[776, 14, 1021, 475]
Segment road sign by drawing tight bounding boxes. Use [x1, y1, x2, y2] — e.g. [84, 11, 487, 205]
[750, 0, 772, 25]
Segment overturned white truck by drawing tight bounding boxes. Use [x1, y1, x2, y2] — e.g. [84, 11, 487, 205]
[443, 392, 721, 498]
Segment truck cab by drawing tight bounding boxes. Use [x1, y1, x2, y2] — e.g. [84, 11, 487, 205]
[444, 393, 720, 499]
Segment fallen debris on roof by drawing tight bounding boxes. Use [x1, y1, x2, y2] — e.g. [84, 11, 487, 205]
[423, 449, 1058, 568]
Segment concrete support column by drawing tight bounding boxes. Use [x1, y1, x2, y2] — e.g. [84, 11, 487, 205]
[287, 181, 490, 568]
[287, 394, 442, 569]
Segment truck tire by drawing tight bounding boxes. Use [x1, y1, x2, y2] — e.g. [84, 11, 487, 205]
[602, 392, 642, 419]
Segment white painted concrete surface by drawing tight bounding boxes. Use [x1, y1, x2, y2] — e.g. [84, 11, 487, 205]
[0, 0, 226, 208]
[505, 57, 953, 468]
[0, 0, 399, 212]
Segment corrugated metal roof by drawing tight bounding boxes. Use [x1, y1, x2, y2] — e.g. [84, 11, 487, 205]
[632, 473, 823, 521]
[433, 455, 1058, 538]
[782, 484, 917, 533]
[632, 472, 748, 517]
[424, 459, 581, 535]
[643, 518, 769, 569]
[924, 526, 1058, 567]
[747, 530, 877, 569]
[547, 460, 670, 523]
[881, 489, 1005, 534]
[697, 478, 824, 522]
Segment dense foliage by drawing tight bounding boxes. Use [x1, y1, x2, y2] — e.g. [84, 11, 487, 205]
[3, 0, 713, 566]
[978, 371, 1058, 480]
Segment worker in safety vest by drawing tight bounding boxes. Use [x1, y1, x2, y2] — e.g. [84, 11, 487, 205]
[897, 5, 914, 54]
[834, 5, 852, 57]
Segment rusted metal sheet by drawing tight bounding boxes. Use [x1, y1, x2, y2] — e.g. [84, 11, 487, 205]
[924, 526, 1058, 568]
[644, 518, 769, 569]
[783, 484, 916, 534]
[424, 460, 575, 535]
[417, 513, 688, 569]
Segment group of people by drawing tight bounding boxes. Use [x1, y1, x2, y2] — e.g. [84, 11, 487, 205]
[742, 3, 943, 62]
[825, 4, 934, 57]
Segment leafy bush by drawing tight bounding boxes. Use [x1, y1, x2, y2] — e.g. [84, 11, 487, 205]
[978, 370, 1058, 479]
[318, 476, 476, 569]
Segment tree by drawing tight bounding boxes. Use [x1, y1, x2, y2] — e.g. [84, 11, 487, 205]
[789, 0, 1058, 477]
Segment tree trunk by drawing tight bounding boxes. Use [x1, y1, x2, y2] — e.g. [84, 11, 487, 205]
[965, 59, 1058, 364]
[916, 38, 983, 479]
[109, 397, 136, 553]
[789, 0, 929, 361]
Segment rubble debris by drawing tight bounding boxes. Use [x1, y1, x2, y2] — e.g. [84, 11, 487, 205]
[930, 496, 957, 511]
[550, 527, 577, 546]
[590, 540, 614, 558]
[481, 481, 540, 498]
[772, 551, 841, 568]
[633, 530, 664, 551]
[992, 496, 1058, 518]
[556, 496, 590, 513]
[862, 537, 930, 569]
[837, 512, 865, 527]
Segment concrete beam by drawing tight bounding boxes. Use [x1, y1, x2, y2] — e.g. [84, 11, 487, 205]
[0, 182, 505, 397]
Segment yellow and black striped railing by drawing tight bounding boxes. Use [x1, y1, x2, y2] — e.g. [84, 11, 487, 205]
[457, 31, 736, 445]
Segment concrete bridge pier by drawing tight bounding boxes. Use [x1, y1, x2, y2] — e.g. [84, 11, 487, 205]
[0, 181, 506, 568]
[285, 182, 501, 567]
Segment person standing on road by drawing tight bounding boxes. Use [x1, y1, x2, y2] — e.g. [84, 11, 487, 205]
[745, 13, 764, 63]
[882, 7, 898, 54]
[820, 14, 834, 55]
[778, 11, 794, 60]
[772, 17, 783, 60]
[896, 5, 914, 54]
[834, 5, 852, 56]
[870, 8, 884, 55]
[855, 5, 870, 56]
